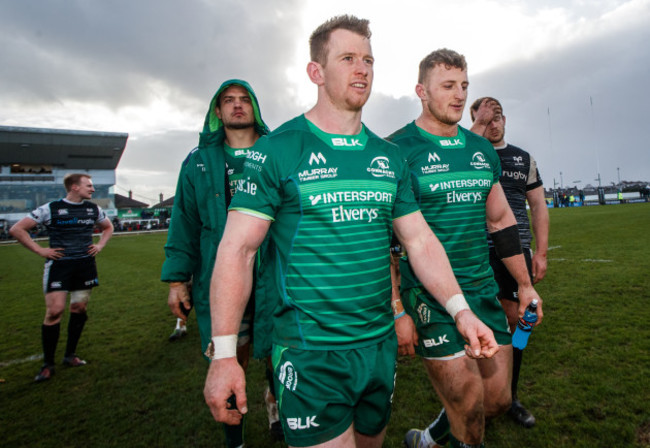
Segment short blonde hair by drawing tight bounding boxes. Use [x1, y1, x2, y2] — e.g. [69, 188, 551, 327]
[63, 173, 91, 192]
[418, 48, 467, 84]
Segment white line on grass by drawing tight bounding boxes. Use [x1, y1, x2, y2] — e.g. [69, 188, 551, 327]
[0, 354, 42, 368]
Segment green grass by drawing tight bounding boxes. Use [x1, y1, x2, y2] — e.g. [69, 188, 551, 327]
[1, 203, 650, 447]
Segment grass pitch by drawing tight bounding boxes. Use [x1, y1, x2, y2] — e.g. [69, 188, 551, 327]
[1, 203, 649, 447]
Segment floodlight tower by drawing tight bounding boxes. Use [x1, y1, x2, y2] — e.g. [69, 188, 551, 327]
[590, 96, 601, 188]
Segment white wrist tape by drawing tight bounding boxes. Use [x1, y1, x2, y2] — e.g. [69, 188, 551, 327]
[444, 294, 470, 320]
[208, 335, 238, 360]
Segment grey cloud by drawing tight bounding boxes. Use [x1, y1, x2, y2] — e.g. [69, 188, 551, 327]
[460, 19, 650, 186]
[0, 0, 304, 111]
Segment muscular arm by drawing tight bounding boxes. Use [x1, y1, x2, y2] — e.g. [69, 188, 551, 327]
[526, 186, 549, 283]
[204, 211, 271, 425]
[9, 218, 63, 260]
[393, 212, 499, 358]
[393, 212, 463, 302]
[486, 184, 544, 323]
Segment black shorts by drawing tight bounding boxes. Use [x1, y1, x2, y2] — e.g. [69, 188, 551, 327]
[43, 258, 99, 293]
[488, 247, 533, 302]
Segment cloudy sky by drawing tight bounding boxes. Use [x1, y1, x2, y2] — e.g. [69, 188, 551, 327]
[2, 0, 649, 204]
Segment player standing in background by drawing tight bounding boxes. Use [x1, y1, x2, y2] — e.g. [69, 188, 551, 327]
[10, 173, 113, 382]
[470, 96, 549, 428]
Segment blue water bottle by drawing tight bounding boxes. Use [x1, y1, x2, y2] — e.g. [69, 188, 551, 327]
[511, 299, 539, 350]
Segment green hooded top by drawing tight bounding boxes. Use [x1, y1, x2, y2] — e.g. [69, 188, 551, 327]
[161, 79, 269, 354]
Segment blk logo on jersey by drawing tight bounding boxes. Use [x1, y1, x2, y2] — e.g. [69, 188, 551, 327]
[57, 209, 69, 215]
[423, 335, 450, 347]
[439, 138, 463, 147]
[331, 137, 363, 147]
[287, 416, 319, 431]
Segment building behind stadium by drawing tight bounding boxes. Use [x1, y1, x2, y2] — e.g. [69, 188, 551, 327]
[0, 125, 128, 236]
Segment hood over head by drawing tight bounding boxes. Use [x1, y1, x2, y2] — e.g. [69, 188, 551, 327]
[201, 79, 269, 143]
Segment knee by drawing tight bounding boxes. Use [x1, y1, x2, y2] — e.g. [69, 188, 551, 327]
[484, 390, 512, 418]
[69, 302, 88, 314]
[45, 306, 65, 323]
[448, 387, 485, 428]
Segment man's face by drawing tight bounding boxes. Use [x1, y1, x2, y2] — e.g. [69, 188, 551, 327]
[216, 85, 255, 130]
[419, 64, 468, 126]
[485, 111, 506, 144]
[320, 28, 374, 112]
[73, 177, 95, 200]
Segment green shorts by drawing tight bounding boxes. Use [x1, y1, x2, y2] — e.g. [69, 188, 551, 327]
[271, 334, 397, 447]
[402, 287, 511, 359]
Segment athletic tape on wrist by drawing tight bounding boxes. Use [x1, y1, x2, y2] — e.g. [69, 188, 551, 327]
[444, 294, 470, 320]
[394, 310, 406, 320]
[206, 335, 238, 360]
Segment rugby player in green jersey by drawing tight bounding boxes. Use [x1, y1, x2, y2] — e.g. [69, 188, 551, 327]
[389, 50, 544, 448]
[204, 16, 499, 448]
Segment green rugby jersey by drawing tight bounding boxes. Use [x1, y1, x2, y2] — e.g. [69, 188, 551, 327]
[388, 122, 500, 296]
[230, 115, 419, 350]
[224, 144, 251, 198]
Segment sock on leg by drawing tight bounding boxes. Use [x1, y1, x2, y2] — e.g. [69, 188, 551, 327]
[42, 323, 60, 366]
[512, 347, 524, 399]
[426, 407, 450, 446]
[65, 312, 88, 357]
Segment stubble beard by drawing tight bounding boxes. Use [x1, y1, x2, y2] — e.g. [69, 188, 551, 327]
[429, 103, 461, 127]
[224, 121, 255, 130]
[487, 128, 505, 144]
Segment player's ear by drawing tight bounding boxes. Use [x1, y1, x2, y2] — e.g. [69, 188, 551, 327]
[307, 61, 325, 86]
[415, 83, 427, 101]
